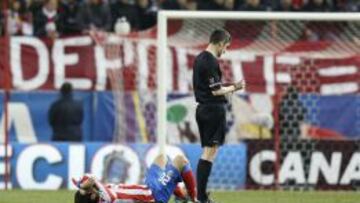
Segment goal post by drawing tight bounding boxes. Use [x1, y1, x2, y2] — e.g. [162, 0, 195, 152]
[157, 12, 168, 154]
[157, 11, 360, 21]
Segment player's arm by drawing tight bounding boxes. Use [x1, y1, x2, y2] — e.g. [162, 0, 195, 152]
[72, 174, 100, 200]
[211, 80, 245, 96]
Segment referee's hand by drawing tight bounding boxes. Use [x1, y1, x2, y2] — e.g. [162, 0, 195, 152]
[234, 80, 246, 91]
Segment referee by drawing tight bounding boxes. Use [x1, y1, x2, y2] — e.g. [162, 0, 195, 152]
[193, 29, 245, 203]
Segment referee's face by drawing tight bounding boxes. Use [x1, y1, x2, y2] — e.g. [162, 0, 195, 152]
[216, 42, 230, 58]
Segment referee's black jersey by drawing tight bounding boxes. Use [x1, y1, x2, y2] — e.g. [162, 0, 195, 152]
[192, 51, 226, 104]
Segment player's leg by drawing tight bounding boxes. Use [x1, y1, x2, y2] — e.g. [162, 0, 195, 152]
[173, 184, 187, 199]
[197, 146, 218, 202]
[198, 145, 219, 197]
[196, 104, 226, 202]
[110, 184, 155, 202]
[94, 180, 155, 202]
[152, 153, 167, 169]
[201, 146, 218, 161]
[172, 154, 190, 171]
[172, 155, 197, 201]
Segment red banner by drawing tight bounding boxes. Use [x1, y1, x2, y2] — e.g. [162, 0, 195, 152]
[0, 36, 359, 94]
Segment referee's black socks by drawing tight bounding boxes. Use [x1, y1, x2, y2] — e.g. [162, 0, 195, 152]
[196, 159, 213, 201]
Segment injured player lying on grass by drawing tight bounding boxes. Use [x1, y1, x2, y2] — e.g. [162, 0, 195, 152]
[73, 154, 198, 203]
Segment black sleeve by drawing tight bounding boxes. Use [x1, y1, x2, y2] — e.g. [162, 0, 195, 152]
[103, 4, 112, 31]
[76, 4, 89, 31]
[56, 13, 64, 35]
[33, 13, 47, 37]
[205, 59, 222, 91]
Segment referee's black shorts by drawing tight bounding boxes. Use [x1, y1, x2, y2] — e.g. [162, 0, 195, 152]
[196, 103, 226, 147]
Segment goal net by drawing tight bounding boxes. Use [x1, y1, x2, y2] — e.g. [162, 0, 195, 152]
[91, 31, 158, 143]
[156, 11, 360, 191]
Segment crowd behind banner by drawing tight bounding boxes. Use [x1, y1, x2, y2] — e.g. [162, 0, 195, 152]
[0, 0, 359, 37]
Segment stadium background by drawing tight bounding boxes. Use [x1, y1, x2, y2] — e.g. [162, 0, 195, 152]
[0, 0, 360, 202]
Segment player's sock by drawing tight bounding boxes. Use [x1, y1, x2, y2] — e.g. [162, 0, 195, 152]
[181, 163, 197, 201]
[173, 185, 186, 199]
[196, 159, 212, 201]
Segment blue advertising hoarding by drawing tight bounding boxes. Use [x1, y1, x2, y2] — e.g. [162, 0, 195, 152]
[0, 143, 247, 190]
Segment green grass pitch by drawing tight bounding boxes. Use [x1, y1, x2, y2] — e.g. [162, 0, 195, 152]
[0, 190, 359, 203]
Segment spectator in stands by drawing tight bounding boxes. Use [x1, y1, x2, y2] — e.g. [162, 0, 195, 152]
[292, 0, 305, 10]
[303, 0, 333, 12]
[160, 0, 182, 10]
[136, 0, 157, 30]
[111, 0, 140, 32]
[0, 5, 4, 35]
[33, 0, 61, 39]
[161, 0, 197, 10]
[7, 0, 33, 35]
[332, 0, 346, 11]
[7, 0, 23, 35]
[275, 0, 302, 11]
[160, 0, 192, 10]
[238, 0, 266, 11]
[261, 0, 276, 10]
[333, 0, 359, 12]
[58, 0, 82, 35]
[354, 4, 360, 12]
[186, 0, 197, 10]
[77, 0, 112, 32]
[48, 82, 84, 142]
[223, 0, 236, 10]
[28, 0, 44, 17]
[197, 0, 224, 10]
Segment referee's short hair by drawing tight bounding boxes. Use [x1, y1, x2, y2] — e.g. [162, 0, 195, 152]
[209, 29, 231, 45]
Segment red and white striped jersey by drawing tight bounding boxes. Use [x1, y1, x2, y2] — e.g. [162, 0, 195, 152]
[95, 180, 155, 203]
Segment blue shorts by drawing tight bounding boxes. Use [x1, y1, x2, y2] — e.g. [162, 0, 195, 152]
[145, 162, 182, 203]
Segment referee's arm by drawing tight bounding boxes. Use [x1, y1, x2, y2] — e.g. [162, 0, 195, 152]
[211, 80, 245, 96]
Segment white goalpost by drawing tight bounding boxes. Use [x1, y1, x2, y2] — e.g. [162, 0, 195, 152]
[156, 11, 360, 154]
